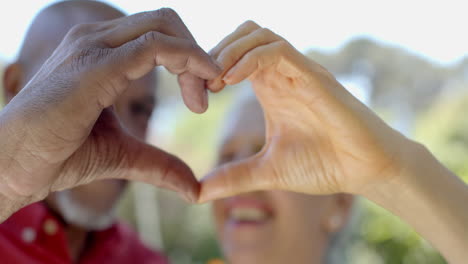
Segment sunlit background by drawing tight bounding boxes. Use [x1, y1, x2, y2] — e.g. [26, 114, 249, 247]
[1, 0, 467, 263]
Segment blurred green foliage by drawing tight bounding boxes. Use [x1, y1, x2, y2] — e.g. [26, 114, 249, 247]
[345, 89, 468, 264]
[414, 91, 468, 182]
[347, 200, 447, 264]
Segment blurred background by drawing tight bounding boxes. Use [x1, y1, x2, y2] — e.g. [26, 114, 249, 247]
[0, 0, 467, 263]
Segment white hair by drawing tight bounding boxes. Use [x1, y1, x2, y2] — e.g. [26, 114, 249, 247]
[218, 85, 263, 147]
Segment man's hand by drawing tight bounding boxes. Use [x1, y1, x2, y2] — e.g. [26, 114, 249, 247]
[0, 8, 221, 221]
[200, 21, 412, 200]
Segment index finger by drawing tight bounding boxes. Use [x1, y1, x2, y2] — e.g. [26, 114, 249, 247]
[209, 20, 260, 59]
[101, 8, 197, 47]
[207, 21, 261, 92]
[113, 32, 221, 113]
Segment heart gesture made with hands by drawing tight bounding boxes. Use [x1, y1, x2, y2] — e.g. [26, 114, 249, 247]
[199, 21, 411, 202]
[0, 11, 411, 220]
[2, 10, 466, 263]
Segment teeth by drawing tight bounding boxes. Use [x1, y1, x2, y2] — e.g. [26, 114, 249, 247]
[229, 208, 268, 221]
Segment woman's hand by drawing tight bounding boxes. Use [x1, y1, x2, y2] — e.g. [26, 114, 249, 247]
[0, 8, 221, 221]
[200, 21, 468, 263]
[200, 21, 412, 200]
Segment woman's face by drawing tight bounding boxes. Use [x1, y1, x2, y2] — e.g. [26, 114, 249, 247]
[212, 98, 352, 264]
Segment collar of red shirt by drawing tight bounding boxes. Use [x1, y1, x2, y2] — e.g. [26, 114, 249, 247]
[0, 202, 168, 264]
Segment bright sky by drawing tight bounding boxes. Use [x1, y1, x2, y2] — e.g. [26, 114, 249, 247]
[0, 0, 466, 65]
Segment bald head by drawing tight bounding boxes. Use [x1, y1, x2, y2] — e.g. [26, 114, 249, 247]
[18, 0, 125, 81]
[4, 1, 160, 231]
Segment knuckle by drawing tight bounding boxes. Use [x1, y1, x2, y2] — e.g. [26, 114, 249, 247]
[139, 10, 158, 22]
[179, 39, 201, 55]
[158, 153, 182, 186]
[242, 51, 256, 63]
[69, 48, 94, 72]
[155, 7, 178, 20]
[239, 20, 260, 31]
[93, 20, 113, 33]
[132, 31, 161, 53]
[68, 23, 94, 38]
[218, 51, 236, 65]
[187, 40, 201, 52]
[73, 35, 96, 49]
[144, 31, 161, 43]
[180, 41, 202, 65]
[68, 46, 112, 72]
[275, 40, 290, 52]
[139, 10, 153, 17]
[258, 27, 275, 38]
[65, 24, 102, 50]
[133, 9, 179, 27]
[128, 31, 162, 63]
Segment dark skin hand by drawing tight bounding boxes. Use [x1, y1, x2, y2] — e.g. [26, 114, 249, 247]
[0, 8, 221, 221]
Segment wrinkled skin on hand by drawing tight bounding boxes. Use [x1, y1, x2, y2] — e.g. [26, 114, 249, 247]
[0, 8, 222, 220]
[200, 21, 411, 202]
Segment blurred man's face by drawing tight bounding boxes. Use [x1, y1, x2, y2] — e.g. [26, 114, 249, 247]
[1, 1, 155, 231]
[48, 73, 156, 230]
[212, 99, 337, 264]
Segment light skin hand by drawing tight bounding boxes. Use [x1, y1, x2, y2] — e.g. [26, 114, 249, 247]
[363, 145, 468, 264]
[0, 8, 222, 221]
[199, 21, 468, 263]
[201, 20, 409, 198]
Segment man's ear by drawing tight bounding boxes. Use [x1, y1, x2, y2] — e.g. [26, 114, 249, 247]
[3, 63, 24, 104]
[322, 194, 354, 234]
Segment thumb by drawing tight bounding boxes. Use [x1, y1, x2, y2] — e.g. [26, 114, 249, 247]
[198, 155, 272, 203]
[116, 136, 200, 203]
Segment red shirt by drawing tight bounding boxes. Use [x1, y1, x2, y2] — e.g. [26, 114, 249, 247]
[0, 202, 169, 264]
